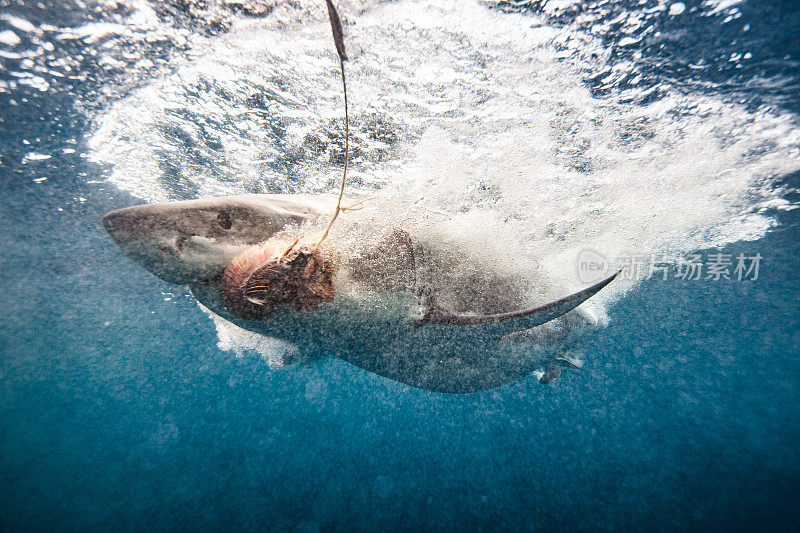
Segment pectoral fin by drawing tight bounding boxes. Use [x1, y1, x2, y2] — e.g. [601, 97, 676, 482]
[539, 364, 563, 384]
[412, 270, 620, 331]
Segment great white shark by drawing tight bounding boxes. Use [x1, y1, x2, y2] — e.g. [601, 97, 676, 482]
[103, 194, 619, 393]
[101, 1, 618, 393]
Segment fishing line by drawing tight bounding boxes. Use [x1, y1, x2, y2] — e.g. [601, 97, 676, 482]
[316, 0, 350, 249]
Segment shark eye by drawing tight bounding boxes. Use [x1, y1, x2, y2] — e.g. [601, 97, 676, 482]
[217, 211, 232, 230]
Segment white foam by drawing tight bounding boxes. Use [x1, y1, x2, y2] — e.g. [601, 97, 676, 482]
[24, 152, 52, 161]
[56, 22, 131, 43]
[669, 3, 686, 16]
[0, 14, 38, 34]
[703, 0, 745, 16]
[0, 30, 20, 46]
[88, 0, 800, 357]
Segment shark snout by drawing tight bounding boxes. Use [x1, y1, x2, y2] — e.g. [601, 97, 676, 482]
[102, 195, 333, 285]
[101, 208, 128, 239]
[103, 207, 181, 253]
[102, 205, 154, 245]
[101, 203, 243, 285]
[102, 205, 189, 284]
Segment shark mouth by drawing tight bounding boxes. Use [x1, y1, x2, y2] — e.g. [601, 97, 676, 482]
[220, 240, 335, 320]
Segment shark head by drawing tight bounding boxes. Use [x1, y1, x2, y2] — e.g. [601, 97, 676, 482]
[102, 195, 333, 285]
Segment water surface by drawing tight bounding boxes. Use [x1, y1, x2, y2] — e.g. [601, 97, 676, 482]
[1, 0, 799, 530]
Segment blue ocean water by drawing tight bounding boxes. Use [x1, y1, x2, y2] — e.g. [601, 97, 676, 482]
[1, 0, 799, 530]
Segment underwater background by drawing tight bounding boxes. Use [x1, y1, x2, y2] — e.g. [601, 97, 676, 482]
[1, 0, 799, 530]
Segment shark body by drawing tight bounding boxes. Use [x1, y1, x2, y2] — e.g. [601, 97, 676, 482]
[103, 194, 617, 393]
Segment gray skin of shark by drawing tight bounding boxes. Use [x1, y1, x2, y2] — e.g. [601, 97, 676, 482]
[103, 194, 617, 393]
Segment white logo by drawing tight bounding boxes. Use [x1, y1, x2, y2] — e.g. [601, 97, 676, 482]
[577, 249, 609, 283]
